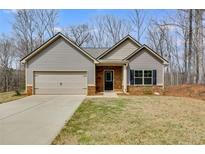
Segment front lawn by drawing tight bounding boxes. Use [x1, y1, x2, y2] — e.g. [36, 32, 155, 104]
[0, 91, 26, 104]
[52, 96, 205, 145]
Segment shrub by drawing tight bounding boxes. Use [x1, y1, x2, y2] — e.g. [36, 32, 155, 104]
[15, 90, 21, 96]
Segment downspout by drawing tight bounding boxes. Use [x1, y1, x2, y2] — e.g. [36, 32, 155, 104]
[123, 63, 128, 93]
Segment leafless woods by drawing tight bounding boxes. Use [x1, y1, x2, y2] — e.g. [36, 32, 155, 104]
[0, 9, 205, 92]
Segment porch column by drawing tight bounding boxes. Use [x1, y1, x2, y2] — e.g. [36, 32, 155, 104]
[123, 64, 127, 93]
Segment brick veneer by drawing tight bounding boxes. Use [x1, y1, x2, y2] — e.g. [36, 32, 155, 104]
[27, 85, 95, 96]
[27, 85, 33, 96]
[88, 85, 96, 95]
[96, 66, 122, 92]
[127, 85, 163, 95]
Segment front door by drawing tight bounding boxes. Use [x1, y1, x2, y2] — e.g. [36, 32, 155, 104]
[104, 70, 113, 91]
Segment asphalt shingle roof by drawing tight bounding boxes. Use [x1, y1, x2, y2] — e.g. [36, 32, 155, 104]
[83, 48, 108, 58]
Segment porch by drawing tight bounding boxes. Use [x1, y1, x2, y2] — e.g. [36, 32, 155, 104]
[95, 60, 128, 93]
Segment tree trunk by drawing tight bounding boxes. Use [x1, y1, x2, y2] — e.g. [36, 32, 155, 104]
[184, 38, 188, 82]
[187, 9, 193, 84]
[195, 9, 204, 84]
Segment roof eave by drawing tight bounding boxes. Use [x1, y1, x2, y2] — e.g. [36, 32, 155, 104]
[124, 45, 169, 65]
[20, 32, 99, 64]
[163, 62, 169, 66]
[123, 45, 144, 61]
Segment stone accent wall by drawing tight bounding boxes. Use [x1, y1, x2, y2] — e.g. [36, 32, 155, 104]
[96, 66, 122, 92]
[127, 85, 163, 95]
[88, 85, 96, 95]
[27, 85, 33, 95]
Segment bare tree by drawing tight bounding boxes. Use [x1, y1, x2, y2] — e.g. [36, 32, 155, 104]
[88, 15, 131, 47]
[102, 15, 131, 45]
[173, 10, 189, 80]
[152, 10, 196, 84]
[13, 10, 36, 57]
[146, 20, 167, 57]
[187, 9, 193, 83]
[194, 9, 204, 83]
[34, 10, 58, 44]
[173, 10, 193, 83]
[63, 24, 92, 47]
[0, 35, 16, 92]
[147, 9, 205, 85]
[89, 16, 109, 48]
[173, 10, 191, 83]
[129, 10, 146, 42]
[146, 18, 185, 85]
[13, 9, 59, 58]
[44, 10, 59, 37]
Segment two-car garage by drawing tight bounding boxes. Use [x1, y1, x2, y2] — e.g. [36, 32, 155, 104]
[21, 34, 97, 96]
[34, 71, 87, 95]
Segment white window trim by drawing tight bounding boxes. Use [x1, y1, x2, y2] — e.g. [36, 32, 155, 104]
[133, 70, 153, 86]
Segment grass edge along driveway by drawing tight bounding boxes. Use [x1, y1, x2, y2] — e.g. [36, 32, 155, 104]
[0, 91, 26, 104]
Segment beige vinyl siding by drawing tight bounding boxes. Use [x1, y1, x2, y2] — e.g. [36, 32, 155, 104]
[27, 37, 95, 86]
[34, 71, 87, 95]
[128, 48, 164, 85]
[102, 39, 140, 60]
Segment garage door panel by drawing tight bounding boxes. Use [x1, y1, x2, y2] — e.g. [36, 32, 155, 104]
[35, 77, 86, 87]
[35, 88, 86, 95]
[35, 81, 86, 88]
[34, 71, 87, 95]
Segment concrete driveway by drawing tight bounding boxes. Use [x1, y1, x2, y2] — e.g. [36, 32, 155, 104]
[0, 95, 85, 145]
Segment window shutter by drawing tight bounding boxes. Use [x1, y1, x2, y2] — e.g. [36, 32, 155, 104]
[153, 70, 157, 85]
[130, 70, 134, 85]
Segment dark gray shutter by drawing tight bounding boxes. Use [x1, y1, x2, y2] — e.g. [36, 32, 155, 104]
[130, 70, 134, 85]
[153, 70, 157, 85]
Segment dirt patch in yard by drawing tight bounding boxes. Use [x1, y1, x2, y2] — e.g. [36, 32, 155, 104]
[164, 84, 205, 101]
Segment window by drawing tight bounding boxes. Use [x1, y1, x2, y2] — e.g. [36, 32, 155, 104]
[144, 70, 152, 85]
[134, 70, 143, 85]
[130, 70, 134, 85]
[130, 70, 154, 85]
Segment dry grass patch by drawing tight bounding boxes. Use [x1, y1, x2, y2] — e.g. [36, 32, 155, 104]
[52, 96, 205, 145]
[0, 91, 26, 104]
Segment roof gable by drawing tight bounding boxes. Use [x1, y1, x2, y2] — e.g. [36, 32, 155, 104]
[20, 33, 168, 65]
[83, 48, 108, 58]
[97, 35, 142, 59]
[20, 32, 98, 63]
[124, 45, 169, 65]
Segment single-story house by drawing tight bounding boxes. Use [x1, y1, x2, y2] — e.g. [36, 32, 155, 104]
[20, 32, 168, 95]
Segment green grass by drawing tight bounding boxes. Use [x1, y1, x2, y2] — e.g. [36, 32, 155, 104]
[0, 91, 26, 104]
[52, 96, 205, 145]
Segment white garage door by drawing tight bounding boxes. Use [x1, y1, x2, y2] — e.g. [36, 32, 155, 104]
[34, 71, 87, 95]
